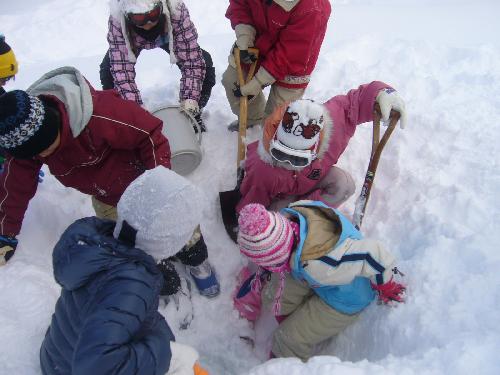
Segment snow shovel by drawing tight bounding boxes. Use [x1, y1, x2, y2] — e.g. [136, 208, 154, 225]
[219, 47, 259, 243]
[352, 103, 401, 229]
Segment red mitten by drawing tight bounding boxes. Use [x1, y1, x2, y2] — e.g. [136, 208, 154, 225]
[371, 278, 406, 304]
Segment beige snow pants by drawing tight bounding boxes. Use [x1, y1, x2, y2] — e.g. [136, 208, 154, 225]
[263, 273, 359, 361]
[269, 166, 356, 212]
[221, 64, 305, 125]
[91, 197, 118, 221]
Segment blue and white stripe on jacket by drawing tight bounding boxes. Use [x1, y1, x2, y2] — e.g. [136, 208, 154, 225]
[283, 201, 383, 315]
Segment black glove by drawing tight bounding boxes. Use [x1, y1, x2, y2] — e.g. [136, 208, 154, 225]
[193, 113, 207, 133]
[0, 235, 18, 265]
[174, 235, 208, 267]
[157, 259, 181, 296]
[240, 49, 257, 65]
[232, 84, 254, 100]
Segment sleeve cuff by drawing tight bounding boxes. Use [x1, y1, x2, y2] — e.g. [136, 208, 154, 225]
[255, 67, 276, 87]
[235, 23, 256, 39]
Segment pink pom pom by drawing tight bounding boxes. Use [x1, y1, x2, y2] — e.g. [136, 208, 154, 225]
[238, 203, 271, 236]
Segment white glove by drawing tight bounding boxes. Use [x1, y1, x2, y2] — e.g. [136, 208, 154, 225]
[234, 24, 256, 50]
[239, 67, 276, 97]
[180, 99, 200, 116]
[167, 342, 199, 375]
[376, 88, 407, 129]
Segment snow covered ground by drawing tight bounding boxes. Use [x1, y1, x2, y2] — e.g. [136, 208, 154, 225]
[1, 0, 500, 374]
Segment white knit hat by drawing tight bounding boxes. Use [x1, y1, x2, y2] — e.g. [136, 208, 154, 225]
[276, 99, 325, 150]
[114, 166, 202, 261]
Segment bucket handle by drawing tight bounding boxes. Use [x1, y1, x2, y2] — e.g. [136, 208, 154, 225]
[180, 107, 202, 145]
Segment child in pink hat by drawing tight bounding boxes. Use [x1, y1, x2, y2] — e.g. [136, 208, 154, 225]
[234, 201, 406, 361]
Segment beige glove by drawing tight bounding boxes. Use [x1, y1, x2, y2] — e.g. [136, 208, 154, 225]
[234, 24, 256, 50]
[238, 67, 276, 97]
[376, 88, 407, 129]
[180, 99, 200, 116]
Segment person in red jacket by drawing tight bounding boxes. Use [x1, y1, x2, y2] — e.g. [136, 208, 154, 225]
[223, 0, 331, 131]
[0, 67, 220, 299]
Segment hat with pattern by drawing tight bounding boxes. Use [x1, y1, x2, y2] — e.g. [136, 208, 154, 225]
[237, 203, 295, 272]
[0, 90, 60, 159]
[276, 99, 325, 151]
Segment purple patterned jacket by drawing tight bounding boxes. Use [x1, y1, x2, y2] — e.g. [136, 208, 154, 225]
[107, 1, 205, 105]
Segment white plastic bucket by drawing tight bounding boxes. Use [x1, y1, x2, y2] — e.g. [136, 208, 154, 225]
[152, 105, 202, 176]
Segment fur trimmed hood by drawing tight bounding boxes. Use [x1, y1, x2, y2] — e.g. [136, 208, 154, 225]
[109, 0, 182, 63]
[258, 102, 333, 171]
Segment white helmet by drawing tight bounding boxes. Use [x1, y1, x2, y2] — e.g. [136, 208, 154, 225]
[120, 0, 161, 14]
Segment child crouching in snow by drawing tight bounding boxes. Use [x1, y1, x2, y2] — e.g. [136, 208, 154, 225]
[40, 167, 208, 375]
[234, 201, 406, 361]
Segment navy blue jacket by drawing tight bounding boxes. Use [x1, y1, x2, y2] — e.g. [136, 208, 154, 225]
[40, 217, 174, 375]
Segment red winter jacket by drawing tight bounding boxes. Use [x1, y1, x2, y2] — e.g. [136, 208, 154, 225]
[225, 0, 331, 89]
[0, 85, 170, 237]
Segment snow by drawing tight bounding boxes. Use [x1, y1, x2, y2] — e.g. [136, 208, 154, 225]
[1, 0, 500, 374]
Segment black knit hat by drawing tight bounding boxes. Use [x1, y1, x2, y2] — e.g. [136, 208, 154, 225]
[0, 90, 60, 159]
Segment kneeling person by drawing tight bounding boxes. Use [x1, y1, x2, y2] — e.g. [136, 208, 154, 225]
[235, 202, 406, 361]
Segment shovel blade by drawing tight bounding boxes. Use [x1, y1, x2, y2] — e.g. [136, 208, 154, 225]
[219, 188, 241, 243]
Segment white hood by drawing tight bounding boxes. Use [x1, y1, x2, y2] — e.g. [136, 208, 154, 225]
[109, 0, 182, 63]
[26, 66, 93, 137]
[114, 166, 203, 261]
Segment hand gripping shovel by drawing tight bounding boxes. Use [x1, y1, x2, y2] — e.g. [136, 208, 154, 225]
[352, 103, 400, 229]
[219, 47, 259, 243]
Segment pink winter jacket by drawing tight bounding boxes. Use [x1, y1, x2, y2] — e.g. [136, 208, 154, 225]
[236, 81, 390, 212]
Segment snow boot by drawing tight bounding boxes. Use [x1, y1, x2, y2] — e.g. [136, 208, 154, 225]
[188, 259, 220, 298]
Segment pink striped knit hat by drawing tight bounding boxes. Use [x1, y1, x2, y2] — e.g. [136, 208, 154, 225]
[237, 203, 295, 273]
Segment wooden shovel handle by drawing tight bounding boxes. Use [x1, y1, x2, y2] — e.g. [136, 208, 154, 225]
[369, 103, 400, 174]
[235, 47, 259, 172]
[353, 103, 400, 229]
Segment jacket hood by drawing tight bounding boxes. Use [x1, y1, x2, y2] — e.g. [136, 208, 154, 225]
[53, 217, 159, 291]
[109, 0, 181, 63]
[26, 66, 93, 138]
